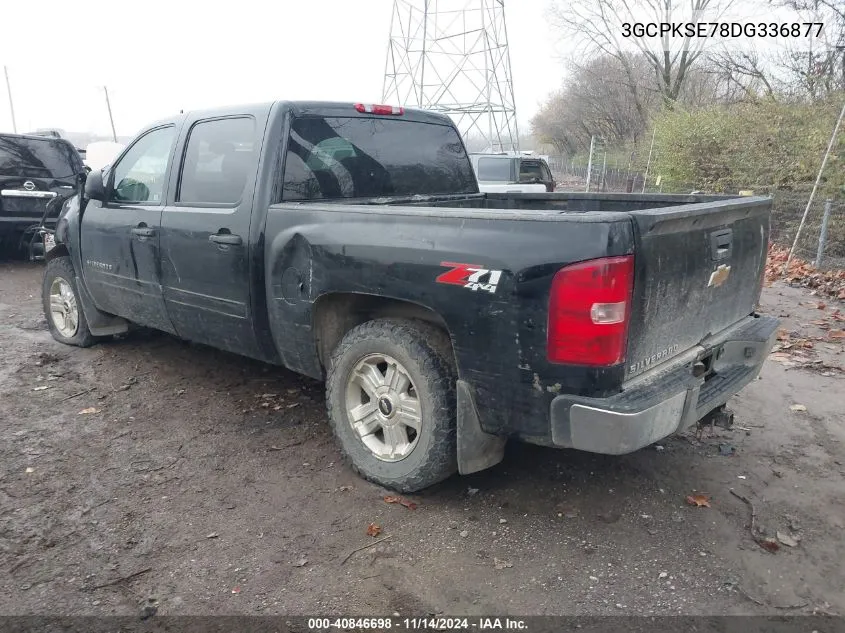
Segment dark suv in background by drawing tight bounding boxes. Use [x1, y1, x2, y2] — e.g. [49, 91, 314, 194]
[0, 133, 86, 257]
[518, 156, 556, 192]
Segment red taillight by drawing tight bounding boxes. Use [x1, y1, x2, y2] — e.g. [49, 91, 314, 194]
[354, 103, 405, 115]
[547, 255, 634, 366]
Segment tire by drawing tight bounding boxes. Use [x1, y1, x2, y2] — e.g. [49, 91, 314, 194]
[326, 319, 458, 492]
[42, 256, 97, 347]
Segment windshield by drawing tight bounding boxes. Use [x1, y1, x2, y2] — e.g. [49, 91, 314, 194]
[282, 116, 476, 200]
[0, 136, 83, 179]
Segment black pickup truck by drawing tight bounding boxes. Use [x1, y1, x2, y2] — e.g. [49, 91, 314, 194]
[41, 101, 778, 492]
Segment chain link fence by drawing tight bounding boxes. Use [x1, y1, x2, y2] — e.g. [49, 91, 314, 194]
[767, 192, 845, 270]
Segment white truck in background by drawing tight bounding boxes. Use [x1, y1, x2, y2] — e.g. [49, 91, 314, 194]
[469, 152, 556, 194]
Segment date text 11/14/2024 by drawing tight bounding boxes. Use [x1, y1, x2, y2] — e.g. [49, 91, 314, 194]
[307, 617, 529, 630]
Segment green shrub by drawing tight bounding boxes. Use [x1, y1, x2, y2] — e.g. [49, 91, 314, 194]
[651, 98, 845, 196]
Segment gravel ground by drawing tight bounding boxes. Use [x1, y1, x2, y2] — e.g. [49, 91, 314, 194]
[1, 258, 843, 617]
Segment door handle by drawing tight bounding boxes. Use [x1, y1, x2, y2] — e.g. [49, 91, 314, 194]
[131, 227, 156, 238]
[209, 233, 242, 246]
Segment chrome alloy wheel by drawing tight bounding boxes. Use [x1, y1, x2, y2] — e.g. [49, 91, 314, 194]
[345, 353, 422, 462]
[48, 277, 79, 338]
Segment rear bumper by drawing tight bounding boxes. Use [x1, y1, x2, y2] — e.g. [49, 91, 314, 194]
[549, 314, 779, 454]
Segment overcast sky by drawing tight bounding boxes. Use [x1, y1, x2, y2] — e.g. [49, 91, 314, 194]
[0, 0, 561, 138]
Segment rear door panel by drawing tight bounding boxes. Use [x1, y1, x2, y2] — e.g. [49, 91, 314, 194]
[159, 106, 270, 359]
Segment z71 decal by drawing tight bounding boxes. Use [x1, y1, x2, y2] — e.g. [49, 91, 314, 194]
[436, 262, 503, 294]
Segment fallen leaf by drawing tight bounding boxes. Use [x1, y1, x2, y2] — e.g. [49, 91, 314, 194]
[769, 352, 797, 367]
[817, 302, 826, 310]
[789, 404, 807, 412]
[366, 523, 382, 537]
[776, 329, 790, 341]
[776, 531, 799, 547]
[384, 495, 418, 510]
[231, 586, 241, 594]
[757, 537, 780, 553]
[78, 407, 100, 415]
[829, 330, 845, 339]
[685, 494, 711, 508]
[493, 557, 513, 570]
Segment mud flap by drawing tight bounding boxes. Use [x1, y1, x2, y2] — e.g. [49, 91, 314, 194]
[76, 275, 129, 337]
[456, 379, 506, 475]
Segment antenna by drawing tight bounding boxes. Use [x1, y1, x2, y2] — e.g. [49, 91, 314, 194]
[4, 66, 17, 133]
[383, 0, 520, 152]
[103, 86, 117, 142]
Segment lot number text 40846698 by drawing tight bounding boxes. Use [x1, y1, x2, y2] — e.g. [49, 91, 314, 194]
[306, 617, 528, 630]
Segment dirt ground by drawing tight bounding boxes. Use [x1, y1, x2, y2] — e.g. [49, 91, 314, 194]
[1, 257, 843, 618]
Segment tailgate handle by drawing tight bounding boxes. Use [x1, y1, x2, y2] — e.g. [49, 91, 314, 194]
[710, 229, 732, 261]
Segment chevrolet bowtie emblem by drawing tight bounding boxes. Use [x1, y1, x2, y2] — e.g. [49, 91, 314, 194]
[708, 264, 731, 288]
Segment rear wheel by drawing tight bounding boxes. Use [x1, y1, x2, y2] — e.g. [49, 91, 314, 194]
[326, 319, 457, 492]
[42, 256, 97, 347]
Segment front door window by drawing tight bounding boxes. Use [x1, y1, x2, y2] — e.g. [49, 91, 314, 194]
[110, 127, 176, 204]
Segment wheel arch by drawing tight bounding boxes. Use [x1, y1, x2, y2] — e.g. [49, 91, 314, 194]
[312, 292, 456, 375]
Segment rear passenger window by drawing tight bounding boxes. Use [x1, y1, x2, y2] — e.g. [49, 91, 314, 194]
[178, 118, 255, 205]
[477, 157, 513, 182]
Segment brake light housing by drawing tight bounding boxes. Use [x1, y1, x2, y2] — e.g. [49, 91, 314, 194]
[547, 255, 634, 367]
[354, 103, 405, 115]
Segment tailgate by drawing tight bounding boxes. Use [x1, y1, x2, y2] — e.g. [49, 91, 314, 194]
[625, 197, 771, 379]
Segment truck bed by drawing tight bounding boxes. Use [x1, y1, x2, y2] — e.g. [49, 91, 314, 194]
[274, 190, 771, 385]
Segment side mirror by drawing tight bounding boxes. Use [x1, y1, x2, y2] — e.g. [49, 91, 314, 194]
[84, 169, 107, 202]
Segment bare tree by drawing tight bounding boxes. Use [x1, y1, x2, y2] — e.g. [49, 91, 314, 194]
[709, 50, 778, 99]
[549, 0, 736, 116]
[714, 0, 845, 100]
[531, 55, 658, 155]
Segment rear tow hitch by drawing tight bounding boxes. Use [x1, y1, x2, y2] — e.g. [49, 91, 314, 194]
[697, 405, 735, 436]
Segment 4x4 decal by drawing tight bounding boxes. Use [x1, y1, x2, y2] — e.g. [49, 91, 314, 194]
[436, 262, 503, 294]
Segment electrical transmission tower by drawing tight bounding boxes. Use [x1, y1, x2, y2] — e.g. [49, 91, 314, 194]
[382, 0, 520, 153]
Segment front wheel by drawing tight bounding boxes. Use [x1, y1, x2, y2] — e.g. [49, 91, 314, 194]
[42, 256, 97, 347]
[326, 319, 458, 492]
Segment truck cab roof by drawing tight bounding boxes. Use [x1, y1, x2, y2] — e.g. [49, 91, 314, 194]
[145, 101, 456, 131]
